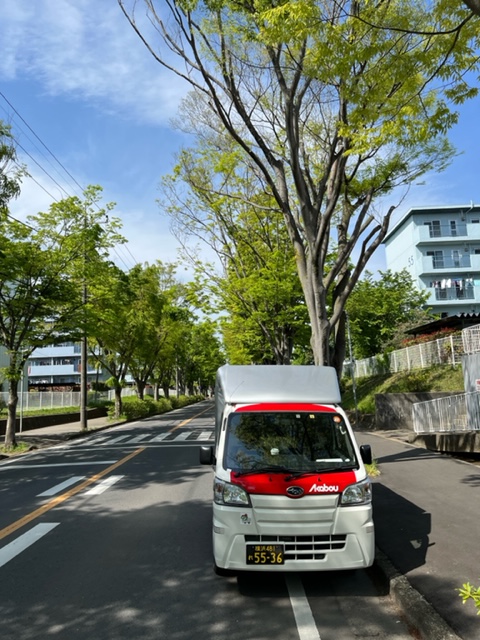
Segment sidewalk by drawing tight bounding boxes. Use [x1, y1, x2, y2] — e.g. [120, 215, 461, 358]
[10, 415, 125, 452]
[6, 418, 480, 638]
[356, 428, 480, 640]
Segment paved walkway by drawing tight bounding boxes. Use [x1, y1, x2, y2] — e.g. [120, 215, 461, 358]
[356, 429, 480, 640]
[6, 419, 480, 638]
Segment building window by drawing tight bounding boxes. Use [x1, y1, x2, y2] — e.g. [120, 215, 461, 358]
[427, 250, 444, 268]
[425, 221, 441, 237]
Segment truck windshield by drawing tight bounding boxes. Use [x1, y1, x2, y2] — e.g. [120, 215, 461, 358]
[224, 411, 357, 472]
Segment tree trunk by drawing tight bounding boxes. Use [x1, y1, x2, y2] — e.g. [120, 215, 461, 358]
[136, 379, 146, 400]
[114, 384, 123, 418]
[4, 379, 19, 448]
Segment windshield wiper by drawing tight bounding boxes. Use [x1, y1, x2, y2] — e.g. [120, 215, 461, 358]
[285, 465, 357, 481]
[233, 465, 295, 477]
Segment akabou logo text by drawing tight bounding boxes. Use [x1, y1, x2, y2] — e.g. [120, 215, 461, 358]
[309, 483, 339, 493]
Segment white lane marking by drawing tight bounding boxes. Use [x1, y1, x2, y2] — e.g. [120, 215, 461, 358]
[84, 475, 124, 495]
[0, 461, 117, 469]
[37, 476, 86, 497]
[199, 431, 214, 440]
[105, 435, 134, 444]
[0, 523, 60, 568]
[173, 432, 190, 441]
[124, 435, 150, 444]
[286, 574, 321, 640]
[149, 433, 170, 442]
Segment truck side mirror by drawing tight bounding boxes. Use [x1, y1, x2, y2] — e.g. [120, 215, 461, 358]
[360, 444, 372, 466]
[200, 445, 215, 465]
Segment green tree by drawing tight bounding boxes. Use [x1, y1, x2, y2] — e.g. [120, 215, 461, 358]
[0, 186, 124, 449]
[164, 145, 310, 364]
[88, 262, 141, 418]
[0, 122, 24, 213]
[346, 269, 431, 359]
[119, 0, 479, 375]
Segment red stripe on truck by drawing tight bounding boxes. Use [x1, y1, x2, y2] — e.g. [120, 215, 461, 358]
[234, 403, 337, 412]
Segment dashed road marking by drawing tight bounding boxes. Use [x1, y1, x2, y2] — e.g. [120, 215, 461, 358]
[0, 448, 145, 542]
[0, 523, 60, 568]
[84, 475, 124, 495]
[37, 476, 86, 497]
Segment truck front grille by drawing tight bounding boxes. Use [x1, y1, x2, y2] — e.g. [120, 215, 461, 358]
[244, 534, 347, 561]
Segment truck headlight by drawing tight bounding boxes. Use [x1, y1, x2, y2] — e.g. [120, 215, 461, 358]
[340, 477, 372, 506]
[214, 478, 251, 506]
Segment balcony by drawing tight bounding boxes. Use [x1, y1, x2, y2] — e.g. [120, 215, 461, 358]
[28, 364, 98, 377]
[425, 283, 480, 305]
[420, 254, 480, 275]
[416, 222, 480, 244]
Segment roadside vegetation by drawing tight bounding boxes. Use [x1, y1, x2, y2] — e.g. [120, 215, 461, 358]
[341, 365, 464, 415]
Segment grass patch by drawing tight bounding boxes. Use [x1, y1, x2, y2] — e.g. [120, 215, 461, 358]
[0, 441, 32, 456]
[341, 365, 464, 413]
[365, 459, 380, 477]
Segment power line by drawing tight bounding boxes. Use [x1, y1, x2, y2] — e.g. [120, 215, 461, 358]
[0, 91, 140, 270]
[0, 90, 86, 196]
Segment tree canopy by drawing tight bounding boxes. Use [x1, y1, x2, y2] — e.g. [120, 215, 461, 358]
[119, 0, 480, 375]
[0, 186, 125, 447]
[346, 269, 432, 359]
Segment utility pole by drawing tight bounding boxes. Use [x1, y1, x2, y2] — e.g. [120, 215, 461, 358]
[80, 279, 88, 430]
[80, 208, 88, 431]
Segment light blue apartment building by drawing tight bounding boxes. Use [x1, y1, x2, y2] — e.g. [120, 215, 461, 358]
[384, 204, 480, 317]
[26, 343, 101, 390]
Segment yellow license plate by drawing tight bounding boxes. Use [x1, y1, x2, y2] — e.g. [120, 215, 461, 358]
[246, 544, 284, 565]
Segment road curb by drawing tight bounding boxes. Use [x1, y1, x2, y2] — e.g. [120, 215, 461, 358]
[371, 547, 462, 640]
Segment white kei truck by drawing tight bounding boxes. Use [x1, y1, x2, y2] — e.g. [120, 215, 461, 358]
[200, 365, 375, 575]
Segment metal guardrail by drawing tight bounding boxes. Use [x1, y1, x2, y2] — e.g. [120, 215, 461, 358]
[412, 391, 480, 434]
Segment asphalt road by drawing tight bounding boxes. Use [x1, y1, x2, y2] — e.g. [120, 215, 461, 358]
[0, 402, 416, 640]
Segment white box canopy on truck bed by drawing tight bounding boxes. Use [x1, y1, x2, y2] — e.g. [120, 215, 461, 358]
[214, 365, 342, 441]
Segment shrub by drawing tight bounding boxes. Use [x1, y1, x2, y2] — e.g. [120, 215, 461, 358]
[108, 394, 203, 421]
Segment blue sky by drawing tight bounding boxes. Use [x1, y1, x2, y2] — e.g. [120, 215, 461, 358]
[1, 1, 479, 275]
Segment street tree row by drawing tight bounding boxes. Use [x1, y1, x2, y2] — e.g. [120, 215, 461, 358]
[0, 124, 224, 450]
[119, 0, 480, 375]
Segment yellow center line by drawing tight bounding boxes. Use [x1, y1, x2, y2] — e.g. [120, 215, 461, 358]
[0, 447, 145, 542]
[169, 404, 213, 433]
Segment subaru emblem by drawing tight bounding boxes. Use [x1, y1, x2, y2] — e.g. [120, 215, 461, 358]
[286, 485, 304, 498]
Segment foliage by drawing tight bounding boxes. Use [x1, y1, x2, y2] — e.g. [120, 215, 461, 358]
[0, 184, 124, 448]
[0, 122, 24, 212]
[110, 393, 204, 421]
[459, 581, 480, 615]
[119, 0, 480, 375]
[163, 144, 310, 364]
[401, 328, 458, 348]
[0, 441, 31, 456]
[346, 269, 431, 359]
[341, 366, 464, 413]
[365, 459, 380, 478]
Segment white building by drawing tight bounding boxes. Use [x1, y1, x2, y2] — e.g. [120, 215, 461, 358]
[384, 204, 480, 317]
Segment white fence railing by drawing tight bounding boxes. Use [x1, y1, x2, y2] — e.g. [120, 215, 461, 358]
[413, 391, 480, 434]
[353, 334, 465, 379]
[462, 324, 480, 354]
[0, 391, 81, 411]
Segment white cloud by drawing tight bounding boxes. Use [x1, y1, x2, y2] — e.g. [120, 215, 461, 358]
[0, 0, 187, 126]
